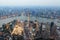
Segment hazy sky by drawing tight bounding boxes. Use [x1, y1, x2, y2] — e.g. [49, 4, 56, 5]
[0, 0, 60, 6]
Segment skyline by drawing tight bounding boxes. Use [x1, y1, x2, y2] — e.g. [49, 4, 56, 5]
[0, 0, 60, 7]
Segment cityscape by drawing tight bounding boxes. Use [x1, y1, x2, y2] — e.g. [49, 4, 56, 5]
[0, 7, 60, 40]
[0, 0, 60, 40]
[0, 7, 60, 19]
